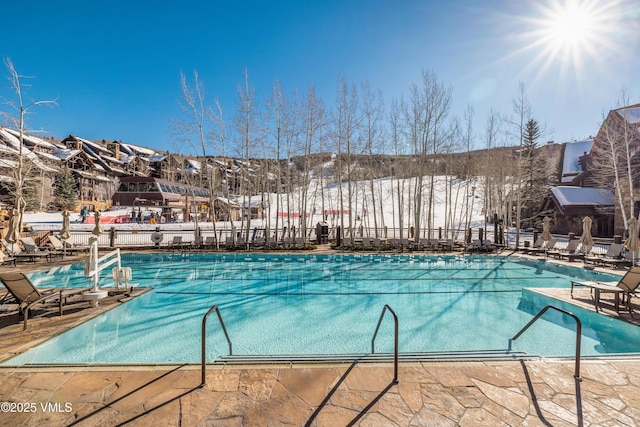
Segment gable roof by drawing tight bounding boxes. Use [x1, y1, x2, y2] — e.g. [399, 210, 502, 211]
[561, 139, 593, 183]
[615, 104, 640, 125]
[551, 186, 614, 207]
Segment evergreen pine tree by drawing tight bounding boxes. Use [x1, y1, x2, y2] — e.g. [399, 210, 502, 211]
[54, 171, 78, 211]
[520, 119, 548, 224]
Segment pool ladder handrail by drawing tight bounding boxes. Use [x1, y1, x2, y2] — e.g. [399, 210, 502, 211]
[509, 305, 582, 380]
[371, 304, 399, 384]
[201, 304, 233, 386]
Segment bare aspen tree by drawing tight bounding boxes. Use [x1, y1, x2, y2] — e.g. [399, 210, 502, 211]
[389, 98, 405, 238]
[589, 89, 640, 233]
[360, 81, 385, 238]
[481, 109, 502, 233]
[0, 58, 57, 234]
[175, 70, 220, 240]
[208, 98, 234, 244]
[510, 82, 532, 248]
[403, 70, 453, 240]
[267, 81, 302, 242]
[461, 106, 475, 240]
[234, 69, 257, 248]
[300, 84, 324, 242]
[334, 77, 360, 239]
[266, 81, 286, 242]
[284, 88, 301, 242]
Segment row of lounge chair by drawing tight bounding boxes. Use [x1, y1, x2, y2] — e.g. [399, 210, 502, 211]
[524, 237, 633, 268]
[1, 236, 89, 265]
[167, 235, 309, 252]
[338, 237, 497, 253]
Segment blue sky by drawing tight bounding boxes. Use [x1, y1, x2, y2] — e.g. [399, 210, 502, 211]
[1, 0, 639, 153]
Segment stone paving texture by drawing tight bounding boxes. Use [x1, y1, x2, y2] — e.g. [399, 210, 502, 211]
[1, 359, 639, 426]
[2, 251, 640, 426]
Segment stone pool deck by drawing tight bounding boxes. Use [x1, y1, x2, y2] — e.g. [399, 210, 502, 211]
[1, 251, 640, 425]
[1, 359, 640, 426]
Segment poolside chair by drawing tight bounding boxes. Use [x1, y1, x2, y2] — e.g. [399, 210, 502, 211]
[0, 249, 16, 267]
[48, 235, 89, 256]
[522, 237, 544, 254]
[2, 238, 52, 262]
[548, 239, 579, 259]
[559, 243, 593, 262]
[482, 239, 496, 253]
[467, 239, 483, 253]
[203, 236, 217, 250]
[415, 238, 428, 250]
[265, 236, 276, 248]
[427, 239, 440, 251]
[529, 238, 557, 256]
[1, 239, 21, 257]
[0, 271, 90, 330]
[169, 236, 184, 252]
[570, 266, 640, 313]
[400, 238, 410, 249]
[584, 243, 624, 267]
[20, 237, 54, 261]
[439, 239, 454, 252]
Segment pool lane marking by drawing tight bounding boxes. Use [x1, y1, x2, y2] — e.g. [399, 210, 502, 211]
[155, 289, 527, 295]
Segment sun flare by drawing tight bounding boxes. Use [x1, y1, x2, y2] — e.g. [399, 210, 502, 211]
[510, 0, 632, 81]
[541, 0, 598, 50]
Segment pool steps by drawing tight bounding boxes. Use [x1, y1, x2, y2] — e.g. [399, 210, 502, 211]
[213, 349, 535, 364]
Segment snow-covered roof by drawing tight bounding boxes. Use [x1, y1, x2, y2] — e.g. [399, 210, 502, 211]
[102, 155, 123, 164]
[148, 154, 166, 162]
[52, 148, 83, 161]
[3, 128, 61, 150]
[0, 144, 19, 156]
[120, 142, 157, 156]
[36, 151, 65, 163]
[73, 170, 113, 182]
[0, 128, 58, 172]
[215, 197, 240, 207]
[561, 139, 593, 183]
[76, 136, 110, 154]
[119, 154, 135, 164]
[617, 106, 640, 124]
[185, 159, 201, 170]
[551, 186, 614, 206]
[110, 166, 128, 175]
[0, 158, 18, 169]
[240, 199, 264, 208]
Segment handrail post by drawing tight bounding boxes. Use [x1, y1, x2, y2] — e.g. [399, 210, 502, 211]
[201, 304, 233, 386]
[371, 304, 399, 384]
[510, 305, 582, 380]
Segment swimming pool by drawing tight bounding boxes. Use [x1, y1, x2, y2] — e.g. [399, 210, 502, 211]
[4, 253, 640, 365]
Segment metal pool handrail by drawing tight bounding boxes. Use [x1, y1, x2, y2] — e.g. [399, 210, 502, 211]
[509, 305, 582, 380]
[201, 304, 233, 386]
[371, 304, 399, 384]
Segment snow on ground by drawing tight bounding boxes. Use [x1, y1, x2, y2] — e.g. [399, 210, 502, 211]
[23, 175, 492, 239]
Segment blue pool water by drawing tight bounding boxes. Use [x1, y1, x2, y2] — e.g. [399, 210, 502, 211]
[4, 253, 640, 365]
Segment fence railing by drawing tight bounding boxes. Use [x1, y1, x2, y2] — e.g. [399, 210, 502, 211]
[37, 225, 617, 252]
